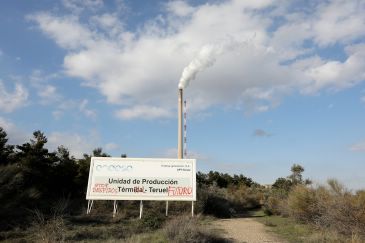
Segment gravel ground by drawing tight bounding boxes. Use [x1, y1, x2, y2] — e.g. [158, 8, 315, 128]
[213, 217, 286, 243]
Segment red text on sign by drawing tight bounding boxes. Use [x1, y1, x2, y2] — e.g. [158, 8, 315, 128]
[168, 186, 192, 196]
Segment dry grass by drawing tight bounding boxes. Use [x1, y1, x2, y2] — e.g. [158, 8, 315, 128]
[1, 205, 228, 242]
[30, 210, 66, 243]
[164, 215, 229, 243]
[304, 230, 363, 243]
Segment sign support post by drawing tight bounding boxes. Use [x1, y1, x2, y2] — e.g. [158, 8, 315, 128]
[86, 200, 93, 214]
[113, 200, 118, 217]
[139, 200, 143, 219]
[165, 201, 169, 216]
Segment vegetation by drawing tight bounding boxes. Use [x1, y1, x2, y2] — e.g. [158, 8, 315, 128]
[257, 212, 365, 243]
[256, 213, 314, 243]
[0, 127, 258, 241]
[263, 165, 365, 242]
[1, 126, 364, 242]
[196, 171, 264, 218]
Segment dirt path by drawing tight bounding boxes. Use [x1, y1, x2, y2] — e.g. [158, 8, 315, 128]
[213, 217, 286, 243]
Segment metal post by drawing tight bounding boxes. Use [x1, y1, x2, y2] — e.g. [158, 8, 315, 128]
[192, 201, 194, 217]
[139, 200, 143, 219]
[113, 200, 118, 218]
[184, 100, 187, 158]
[166, 201, 169, 216]
[178, 89, 183, 159]
[87, 200, 94, 214]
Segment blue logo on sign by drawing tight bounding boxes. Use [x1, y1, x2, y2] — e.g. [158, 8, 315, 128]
[95, 164, 133, 172]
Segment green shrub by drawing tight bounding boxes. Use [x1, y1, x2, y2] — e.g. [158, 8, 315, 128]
[140, 210, 166, 230]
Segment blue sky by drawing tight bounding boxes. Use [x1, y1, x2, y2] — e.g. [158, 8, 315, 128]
[1, 0, 365, 189]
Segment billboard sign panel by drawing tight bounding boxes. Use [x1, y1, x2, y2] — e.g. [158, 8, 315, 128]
[86, 157, 196, 201]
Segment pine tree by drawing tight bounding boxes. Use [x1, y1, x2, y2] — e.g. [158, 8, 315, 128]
[16, 130, 56, 198]
[0, 127, 14, 165]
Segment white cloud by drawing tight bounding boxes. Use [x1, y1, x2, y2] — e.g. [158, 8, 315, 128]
[27, 13, 94, 50]
[52, 98, 97, 120]
[165, 0, 195, 17]
[105, 142, 119, 151]
[159, 147, 208, 160]
[350, 140, 365, 152]
[28, 70, 97, 119]
[62, 0, 103, 13]
[115, 105, 172, 120]
[38, 85, 60, 103]
[30, 69, 60, 84]
[303, 43, 365, 93]
[313, 0, 365, 46]
[47, 131, 99, 158]
[161, 148, 178, 158]
[29, 70, 62, 104]
[52, 110, 64, 120]
[52, 99, 79, 119]
[0, 117, 101, 157]
[0, 81, 28, 112]
[361, 96, 365, 103]
[79, 99, 97, 119]
[0, 117, 15, 132]
[0, 117, 29, 145]
[29, 0, 365, 119]
[91, 13, 124, 37]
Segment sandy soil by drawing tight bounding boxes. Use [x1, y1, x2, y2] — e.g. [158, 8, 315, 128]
[213, 217, 286, 243]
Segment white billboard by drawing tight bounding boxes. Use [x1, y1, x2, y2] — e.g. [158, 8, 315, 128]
[86, 157, 196, 201]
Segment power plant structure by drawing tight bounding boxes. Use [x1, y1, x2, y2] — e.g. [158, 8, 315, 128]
[178, 88, 184, 159]
[177, 87, 194, 217]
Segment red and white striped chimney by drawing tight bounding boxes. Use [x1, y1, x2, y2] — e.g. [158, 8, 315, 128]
[178, 88, 183, 159]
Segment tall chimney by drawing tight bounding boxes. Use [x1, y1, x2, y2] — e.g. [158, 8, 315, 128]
[178, 88, 183, 159]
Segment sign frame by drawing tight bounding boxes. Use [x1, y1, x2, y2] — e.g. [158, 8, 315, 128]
[86, 157, 196, 201]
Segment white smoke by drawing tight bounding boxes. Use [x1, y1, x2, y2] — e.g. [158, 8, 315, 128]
[178, 38, 249, 89]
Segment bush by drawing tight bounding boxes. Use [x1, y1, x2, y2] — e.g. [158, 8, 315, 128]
[315, 181, 365, 237]
[139, 210, 166, 230]
[196, 185, 234, 218]
[227, 185, 262, 210]
[287, 185, 318, 223]
[263, 189, 289, 216]
[204, 196, 233, 218]
[269, 179, 365, 241]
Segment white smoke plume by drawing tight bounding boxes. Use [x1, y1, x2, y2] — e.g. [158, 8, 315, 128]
[178, 38, 249, 89]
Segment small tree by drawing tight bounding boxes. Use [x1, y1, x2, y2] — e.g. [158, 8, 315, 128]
[288, 164, 304, 185]
[272, 177, 293, 191]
